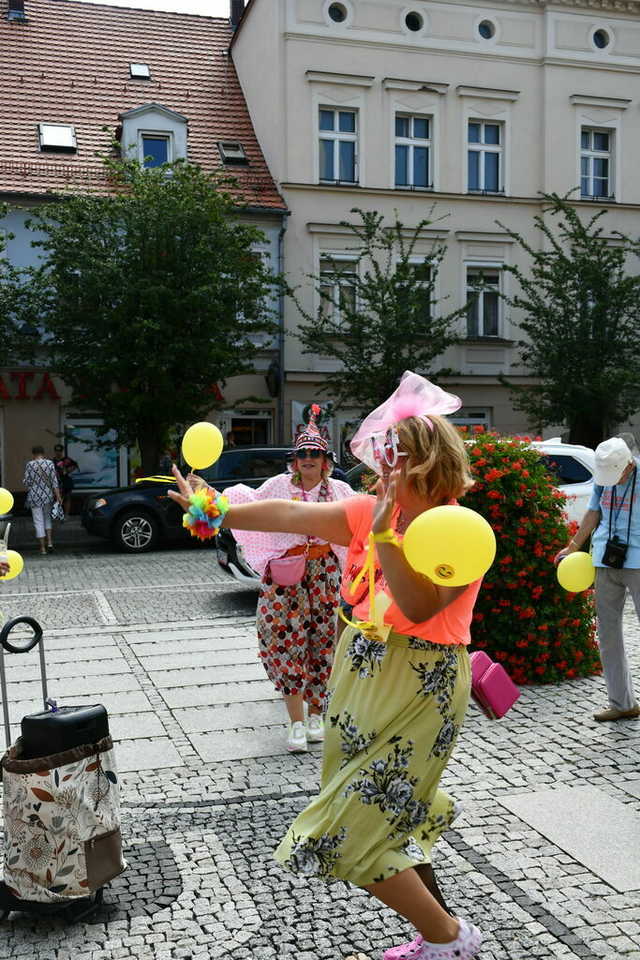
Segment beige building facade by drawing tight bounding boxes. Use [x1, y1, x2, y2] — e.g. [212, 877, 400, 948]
[231, 0, 640, 456]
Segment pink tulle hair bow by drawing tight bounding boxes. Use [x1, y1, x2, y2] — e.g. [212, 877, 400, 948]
[350, 371, 462, 474]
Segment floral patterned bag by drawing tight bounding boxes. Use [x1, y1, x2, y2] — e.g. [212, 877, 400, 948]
[1, 736, 126, 903]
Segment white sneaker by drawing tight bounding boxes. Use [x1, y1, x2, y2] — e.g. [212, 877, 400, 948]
[306, 714, 325, 743]
[286, 721, 308, 753]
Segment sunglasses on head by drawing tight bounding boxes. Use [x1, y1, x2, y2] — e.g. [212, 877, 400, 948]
[296, 448, 323, 460]
[371, 426, 408, 468]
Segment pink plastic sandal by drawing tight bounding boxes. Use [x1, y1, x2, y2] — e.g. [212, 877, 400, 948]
[383, 935, 423, 960]
[383, 920, 481, 960]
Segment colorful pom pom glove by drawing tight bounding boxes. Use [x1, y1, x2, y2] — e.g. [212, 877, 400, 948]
[183, 489, 229, 541]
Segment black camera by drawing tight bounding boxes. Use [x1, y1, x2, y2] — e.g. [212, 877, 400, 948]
[602, 536, 628, 569]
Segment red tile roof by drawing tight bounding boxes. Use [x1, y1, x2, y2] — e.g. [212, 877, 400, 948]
[0, 0, 285, 210]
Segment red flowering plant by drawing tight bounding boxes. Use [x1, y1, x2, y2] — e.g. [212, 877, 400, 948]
[460, 429, 601, 684]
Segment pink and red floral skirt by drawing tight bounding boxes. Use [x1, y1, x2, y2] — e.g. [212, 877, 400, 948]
[257, 553, 341, 710]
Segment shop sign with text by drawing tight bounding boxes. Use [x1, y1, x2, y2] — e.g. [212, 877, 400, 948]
[0, 371, 60, 401]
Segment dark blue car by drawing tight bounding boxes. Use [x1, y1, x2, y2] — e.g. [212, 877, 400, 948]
[82, 447, 295, 552]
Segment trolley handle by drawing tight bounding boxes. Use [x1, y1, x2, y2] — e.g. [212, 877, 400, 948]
[0, 617, 43, 654]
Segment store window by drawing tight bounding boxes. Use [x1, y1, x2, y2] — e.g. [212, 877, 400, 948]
[228, 415, 271, 446]
[64, 421, 128, 489]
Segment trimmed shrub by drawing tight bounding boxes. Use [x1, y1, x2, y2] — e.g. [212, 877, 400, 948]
[461, 430, 601, 685]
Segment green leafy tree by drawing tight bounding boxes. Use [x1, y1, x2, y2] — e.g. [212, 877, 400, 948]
[498, 193, 640, 448]
[295, 208, 464, 413]
[26, 159, 277, 472]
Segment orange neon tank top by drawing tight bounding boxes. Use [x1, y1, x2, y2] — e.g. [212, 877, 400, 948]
[341, 495, 481, 646]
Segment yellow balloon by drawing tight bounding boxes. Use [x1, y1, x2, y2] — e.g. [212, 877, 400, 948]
[0, 488, 13, 515]
[0, 550, 24, 582]
[181, 422, 224, 470]
[557, 551, 595, 593]
[403, 505, 496, 586]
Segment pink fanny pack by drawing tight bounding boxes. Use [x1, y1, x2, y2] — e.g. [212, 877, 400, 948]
[469, 650, 520, 719]
[268, 553, 307, 586]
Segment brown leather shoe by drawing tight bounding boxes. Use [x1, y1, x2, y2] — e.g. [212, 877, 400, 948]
[593, 705, 640, 722]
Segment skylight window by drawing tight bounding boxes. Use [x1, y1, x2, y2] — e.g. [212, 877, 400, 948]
[130, 63, 151, 79]
[218, 141, 248, 165]
[38, 123, 77, 153]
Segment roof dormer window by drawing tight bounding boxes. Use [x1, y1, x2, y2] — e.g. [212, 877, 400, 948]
[141, 134, 170, 168]
[218, 141, 248, 165]
[7, 0, 27, 22]
[130, 63, 151, 80]
[38, 123, 77, 153]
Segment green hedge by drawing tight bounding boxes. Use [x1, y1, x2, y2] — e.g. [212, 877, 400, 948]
[461, 431, 601, 685]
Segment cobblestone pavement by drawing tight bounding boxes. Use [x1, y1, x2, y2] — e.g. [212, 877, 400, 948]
[0, 543, 639, 960]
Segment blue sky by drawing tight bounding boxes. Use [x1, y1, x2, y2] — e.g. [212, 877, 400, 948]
[85, 0, 229, 15]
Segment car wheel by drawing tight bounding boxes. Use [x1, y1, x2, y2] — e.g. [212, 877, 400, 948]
[113, 509, 159, 553]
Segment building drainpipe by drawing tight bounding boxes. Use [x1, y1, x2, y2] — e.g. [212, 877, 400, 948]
[277, 214, 289, 445]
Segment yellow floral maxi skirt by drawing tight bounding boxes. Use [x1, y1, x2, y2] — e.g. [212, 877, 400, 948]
[275, 625, 471, 887]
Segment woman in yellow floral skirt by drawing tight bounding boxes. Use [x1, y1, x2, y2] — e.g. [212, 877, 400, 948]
[170, 372, 483, 960]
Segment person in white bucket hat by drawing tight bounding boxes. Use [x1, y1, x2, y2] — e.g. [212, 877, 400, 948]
[556, 436, 640, 721]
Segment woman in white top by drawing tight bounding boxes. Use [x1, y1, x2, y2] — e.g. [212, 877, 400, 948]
[23, 445, 62, 555]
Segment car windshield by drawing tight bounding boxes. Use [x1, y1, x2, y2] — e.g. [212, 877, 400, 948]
[200, 450, 289, 483]
[540, 453, 592, 485]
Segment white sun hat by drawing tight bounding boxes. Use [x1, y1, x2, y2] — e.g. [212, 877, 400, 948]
[593, 437, 634, 487]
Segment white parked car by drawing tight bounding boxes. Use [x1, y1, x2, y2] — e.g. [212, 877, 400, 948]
[531, 438, 595, 525]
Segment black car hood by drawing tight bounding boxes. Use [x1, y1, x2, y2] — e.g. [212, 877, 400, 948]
[86, 479, 177, 498]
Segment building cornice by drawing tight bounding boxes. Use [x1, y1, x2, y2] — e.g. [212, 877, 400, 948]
[569, 94, 632, 108]
[455, 230, 515, 242]
[281, 181, 640, 211]
[305, 70, 375, 87]
[491, 0, 640, 13]
[383, 78, 449, 95]
[307, 221, 449, 238]
[284, 34, 640, 75]
[457, 85, 520, 101]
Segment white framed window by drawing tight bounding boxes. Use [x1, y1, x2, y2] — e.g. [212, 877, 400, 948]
[140, 133, 171, 168]
[319, 254, 358, 322]
[466, 265, 501, 338]
[467, 120, 503, 193]
[450, 407, 491, 430]
[581, 128, 614, 199]
[38, 123, 77, 153]
[395, 114, 432, 190]
[405, 257, 433, 322]
[318, 108, 358, 184]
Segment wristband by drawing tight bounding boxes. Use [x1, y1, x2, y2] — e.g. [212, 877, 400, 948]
[372, 528, 400, 546]
[183, 488, 229, 541]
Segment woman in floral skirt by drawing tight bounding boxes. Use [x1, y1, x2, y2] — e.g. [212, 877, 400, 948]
[170, 373, 483, 960]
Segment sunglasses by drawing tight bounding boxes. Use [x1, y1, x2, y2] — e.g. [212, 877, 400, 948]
[371, 427, 408, 468]
[296, 448, 323, 460]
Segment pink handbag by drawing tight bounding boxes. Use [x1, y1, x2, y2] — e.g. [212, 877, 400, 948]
[268, 551, 307, 586]
[469, 650, 520, 719]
